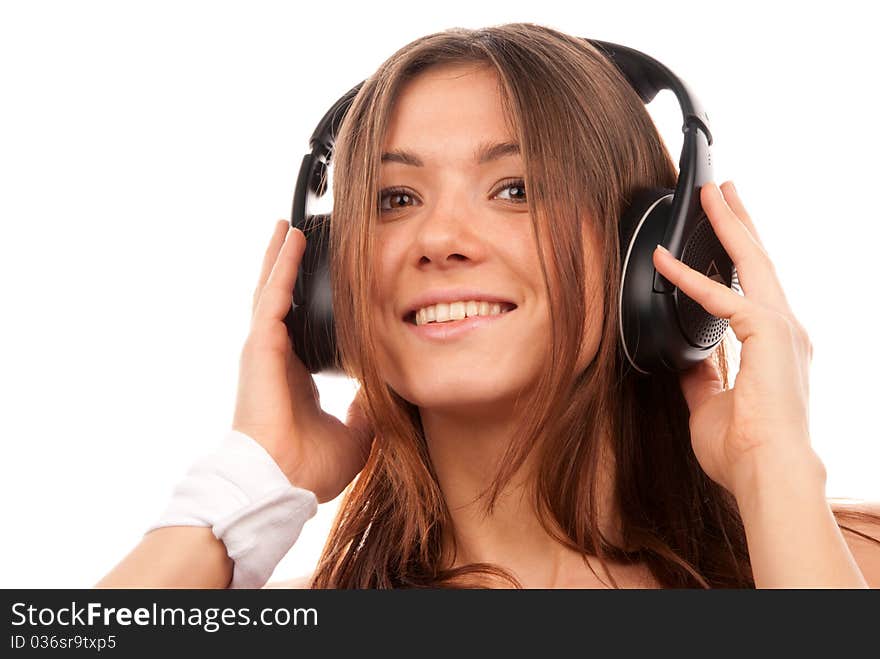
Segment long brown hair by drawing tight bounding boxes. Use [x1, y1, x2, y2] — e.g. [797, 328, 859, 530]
[310, 22, 878, 588]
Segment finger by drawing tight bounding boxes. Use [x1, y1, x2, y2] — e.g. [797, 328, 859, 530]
[720, 181, 765, 251]
[654, 242, 747, 321]
[701, 182, 790, 312]
[679, 354, 723, 414]
[253, 225, 306, 326]
[253, 220, 293, 315]
[653, 244, 778, 347]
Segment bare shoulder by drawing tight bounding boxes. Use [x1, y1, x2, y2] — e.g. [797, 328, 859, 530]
[262, 573, 314, 589]
[830, 498, 880, 588]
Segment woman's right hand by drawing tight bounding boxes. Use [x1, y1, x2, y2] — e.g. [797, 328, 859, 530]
[231, 220, 374, 503]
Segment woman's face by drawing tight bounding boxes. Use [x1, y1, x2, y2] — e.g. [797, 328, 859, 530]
[370, 63, 603, 415]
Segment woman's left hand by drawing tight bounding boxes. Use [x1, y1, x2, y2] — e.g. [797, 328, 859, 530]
[651, 181, 821, 498]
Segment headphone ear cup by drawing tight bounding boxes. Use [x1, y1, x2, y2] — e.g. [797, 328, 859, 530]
[618, 188, 674, 374]
[619, 187, 674, 265]
[618, 188, 736, 375]
[284, 213, 341, 374]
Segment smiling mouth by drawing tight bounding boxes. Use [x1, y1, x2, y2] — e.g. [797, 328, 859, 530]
[404, 304, 517, 325]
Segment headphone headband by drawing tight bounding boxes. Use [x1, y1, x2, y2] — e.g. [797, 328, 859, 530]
[587, 39, 712, 144]
[302, 39, 712, 153]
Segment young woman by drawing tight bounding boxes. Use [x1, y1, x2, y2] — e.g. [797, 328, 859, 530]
[98, 23, 880, 589]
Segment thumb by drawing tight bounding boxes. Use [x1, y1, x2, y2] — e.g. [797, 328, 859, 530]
[678, 356, 723, 414]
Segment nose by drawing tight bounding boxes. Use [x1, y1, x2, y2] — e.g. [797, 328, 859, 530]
[411, 186, 484, 268]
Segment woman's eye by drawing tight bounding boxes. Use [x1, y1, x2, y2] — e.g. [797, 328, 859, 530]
[379, 188, 418, 213]
[494, 178, 527, 203]
[378, 179, 527, 213]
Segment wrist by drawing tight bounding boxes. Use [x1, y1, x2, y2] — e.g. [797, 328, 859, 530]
[726, 443, 868, 588]
[230, 426, 316, 494]
[280, 461, 320, 495]
[730, 443, 827, 507]
[264, 445, 318, 495]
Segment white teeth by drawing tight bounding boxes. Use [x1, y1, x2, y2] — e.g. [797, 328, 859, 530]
[436, 302, 450, 322]
[414, 300, 513, 326]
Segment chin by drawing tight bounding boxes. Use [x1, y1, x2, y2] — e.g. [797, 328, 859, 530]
[374, 320, 548, 411]
[395, 368, 534, 413]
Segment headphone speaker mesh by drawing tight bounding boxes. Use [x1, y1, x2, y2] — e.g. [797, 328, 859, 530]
[675, 217, 734, 348]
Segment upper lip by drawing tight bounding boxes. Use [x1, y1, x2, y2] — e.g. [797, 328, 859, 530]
[402, 288, 518, 321]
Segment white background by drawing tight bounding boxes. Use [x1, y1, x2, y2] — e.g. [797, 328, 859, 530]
[1, 1, 877, 588]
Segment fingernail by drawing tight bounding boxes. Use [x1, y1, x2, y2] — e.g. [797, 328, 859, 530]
[655, 244, 670, 255]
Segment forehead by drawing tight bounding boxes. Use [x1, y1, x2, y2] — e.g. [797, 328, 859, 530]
[381, 63, 517, 161]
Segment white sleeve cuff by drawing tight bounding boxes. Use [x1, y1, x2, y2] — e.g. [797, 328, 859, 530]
[146, 429, 318, 589]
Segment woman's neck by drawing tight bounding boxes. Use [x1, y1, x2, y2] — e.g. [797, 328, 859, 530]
[420, 405, 629, 588]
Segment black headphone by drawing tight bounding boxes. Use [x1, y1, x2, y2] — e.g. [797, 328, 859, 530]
[283, 38, 736, 376]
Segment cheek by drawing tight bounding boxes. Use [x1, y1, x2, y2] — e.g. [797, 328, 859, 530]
[368, 309, 408, 400]
[370, 239, 402, 312]
[370, 252, 417, 383]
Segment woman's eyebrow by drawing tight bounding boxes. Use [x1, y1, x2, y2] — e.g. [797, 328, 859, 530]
[380, 140, 521, 167]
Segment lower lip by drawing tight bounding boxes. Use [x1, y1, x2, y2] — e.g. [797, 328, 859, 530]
[404, 309, 516, 342]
